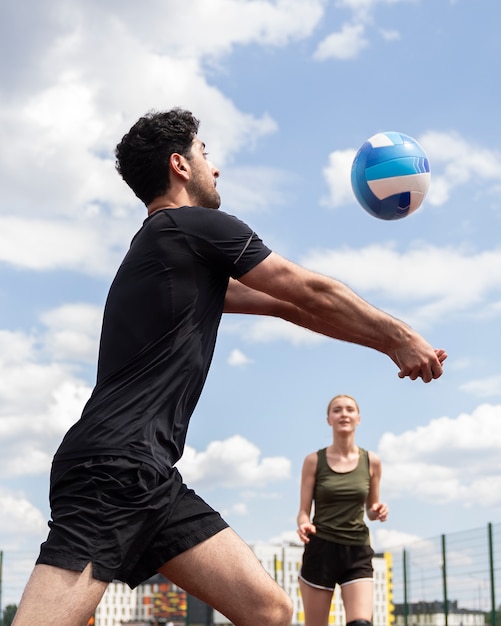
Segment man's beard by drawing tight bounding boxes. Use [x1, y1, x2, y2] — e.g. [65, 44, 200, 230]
[186, 176, 221, 209]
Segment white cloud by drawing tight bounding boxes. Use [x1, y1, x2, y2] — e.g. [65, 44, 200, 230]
[336, 0, 418, 18]
[2, 0, 328, 276]
[0, 487, 47, 604]
[419, 131, 501, 207]
[40, 303, 102, 362]
[379, 404, 501, 506]
[336, 0, 376, 11]
[176, 435, 291, 489]
[0, 377, 91, 477]
[227, 349, 253, 367]
[373, 528, 423, 552]
[460, 375, 501, 399]
[381, 404, 501, 460]
[220, 502, 249, 517]
[222, 243, 501, 340]
[313, 0, 410, 60]
[224, 317, 326, 346]
[268, 530, 303, 546]
[379, 28, 401, 41]
[321, 149, 357, 208]
[0, 489, 47, 537]
[314, 23, 369, 60]
[99, 0, 326, 59]
[0, 322, 92, 477]
[0, 216, 132, 277]
[300, 244, 501, 326]
[217, 165, 292, 215]
[0, 0, 327, 223]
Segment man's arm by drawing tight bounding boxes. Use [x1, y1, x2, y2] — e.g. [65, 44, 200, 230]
[224, 252, 446, 382]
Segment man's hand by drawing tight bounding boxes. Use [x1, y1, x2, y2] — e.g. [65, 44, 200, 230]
[392, 340, 447, 383]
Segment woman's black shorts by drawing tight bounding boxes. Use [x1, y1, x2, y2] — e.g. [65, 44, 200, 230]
[300, 534, 374, 591]
[36, 456, 229, 588]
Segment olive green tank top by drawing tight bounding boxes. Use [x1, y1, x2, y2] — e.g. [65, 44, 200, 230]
[312, 447, 371, 545]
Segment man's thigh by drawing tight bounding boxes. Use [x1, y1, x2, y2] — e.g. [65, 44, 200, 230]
[159, 527, 292, 626]
[13, 563, 107, 626]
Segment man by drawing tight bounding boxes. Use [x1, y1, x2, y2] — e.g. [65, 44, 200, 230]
[13, 109, 446, 626]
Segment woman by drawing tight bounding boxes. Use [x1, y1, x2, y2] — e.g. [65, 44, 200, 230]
[297, 394, 388, 626]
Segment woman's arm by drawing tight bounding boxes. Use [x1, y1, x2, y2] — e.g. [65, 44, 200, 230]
[366, 451, 388, 522]
[297, 453, 318, 544]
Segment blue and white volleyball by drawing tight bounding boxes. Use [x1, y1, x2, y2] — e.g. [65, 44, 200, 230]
[351, 131, 430, 220]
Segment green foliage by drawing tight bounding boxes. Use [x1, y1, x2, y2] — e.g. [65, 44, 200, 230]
[2, 604, 17, 626]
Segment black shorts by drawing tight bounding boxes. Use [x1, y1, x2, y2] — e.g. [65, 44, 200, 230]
[36, 456, 229, 588]
[300, 534, 374, 591]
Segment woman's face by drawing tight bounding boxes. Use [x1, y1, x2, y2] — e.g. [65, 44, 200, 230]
[327, 396, 361, 432]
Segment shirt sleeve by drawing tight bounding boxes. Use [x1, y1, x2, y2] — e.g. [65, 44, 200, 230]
[168, 206, 272, 279]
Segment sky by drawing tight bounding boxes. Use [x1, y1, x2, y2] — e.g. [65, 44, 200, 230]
[1, 0, 501, 608]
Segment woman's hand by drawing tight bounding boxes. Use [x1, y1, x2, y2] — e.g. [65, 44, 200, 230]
[368, 502, 388, 522]
[297, 522, 316, 543]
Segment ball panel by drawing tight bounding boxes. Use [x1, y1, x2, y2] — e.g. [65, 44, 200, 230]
[368, 132, 398, 148]
[408, 190, 426, 214]
[369, 190, 426, 221]
[366, 156, 430, 181]
[364, 144, 430, 170]
[368, 131, 422, 148]
[380, 192, 411, 220]
[351, 140, 372, 170]
[351, 168, 377, 215]
[367, 172, 431, 199]
[354, 191, 410, 221]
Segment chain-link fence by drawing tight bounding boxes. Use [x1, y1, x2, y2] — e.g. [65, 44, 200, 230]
[1, 522, 501, 626]
[389, 522, 499, 626]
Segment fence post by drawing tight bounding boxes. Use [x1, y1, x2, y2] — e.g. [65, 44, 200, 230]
[488, 523, 496, 626]
[403, 548, 408, 626]
[442, 534, 448, 626]
[0, 549, 3, 626]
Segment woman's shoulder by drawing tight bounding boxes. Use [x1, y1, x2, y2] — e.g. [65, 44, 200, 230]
[365, 449, 380, 461]
[359, 447, 377, 459]
[302, 449, 323, 470]
[366, 449, 382, 472]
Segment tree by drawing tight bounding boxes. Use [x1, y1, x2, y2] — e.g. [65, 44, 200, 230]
[3, 604, 17, 626]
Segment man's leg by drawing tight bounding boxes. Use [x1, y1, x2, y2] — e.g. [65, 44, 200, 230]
[159, 527, 293, 626]
[12, 562, 108, 626]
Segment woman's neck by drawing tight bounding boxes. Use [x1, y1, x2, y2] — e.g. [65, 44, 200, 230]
[329, 436, 357, 457]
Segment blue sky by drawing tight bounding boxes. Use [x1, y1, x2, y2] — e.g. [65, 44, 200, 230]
[1, 0, 501, 606]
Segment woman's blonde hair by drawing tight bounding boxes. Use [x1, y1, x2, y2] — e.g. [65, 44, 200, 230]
[326, 394, 360, 415]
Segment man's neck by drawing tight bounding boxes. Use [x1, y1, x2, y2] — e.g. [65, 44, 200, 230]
[147, 192, 188, 216]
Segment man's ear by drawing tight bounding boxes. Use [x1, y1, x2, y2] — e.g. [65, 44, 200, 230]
[170, 153, 190, 179]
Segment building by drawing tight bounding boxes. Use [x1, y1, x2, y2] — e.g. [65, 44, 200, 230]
[393, 601, 486, 626]
[95, 573, 209, 626]
[95, 544, 395, 626]
[214, 544, 394, 626]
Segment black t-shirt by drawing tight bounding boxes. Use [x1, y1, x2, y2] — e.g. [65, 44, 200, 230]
[54, 207, 271, 473]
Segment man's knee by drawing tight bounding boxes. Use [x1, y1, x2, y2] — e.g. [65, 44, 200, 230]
[264, 588, 293, 626]
[274, 592, 294, 626]
[281, 591, 294, 618]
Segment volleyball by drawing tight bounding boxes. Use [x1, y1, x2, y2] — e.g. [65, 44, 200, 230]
[351, 131, 431, 220]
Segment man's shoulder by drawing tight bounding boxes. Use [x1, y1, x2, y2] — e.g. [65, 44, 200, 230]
[149, 206, 248, 229]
